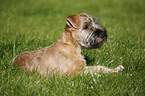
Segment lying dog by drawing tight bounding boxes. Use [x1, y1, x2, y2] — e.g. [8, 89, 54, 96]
[13, 13, 124, 76]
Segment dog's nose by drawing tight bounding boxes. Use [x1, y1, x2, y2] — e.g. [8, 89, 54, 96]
[103, 28, 107, 33]
[94, 28, 107, 38]
[100, 31, 107, 38]
[100, 28, 107, 38]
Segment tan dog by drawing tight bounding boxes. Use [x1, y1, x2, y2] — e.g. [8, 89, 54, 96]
[13, 13, 124, 76]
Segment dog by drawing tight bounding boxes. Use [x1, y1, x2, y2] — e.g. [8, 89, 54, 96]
[13, 13, 124, 76]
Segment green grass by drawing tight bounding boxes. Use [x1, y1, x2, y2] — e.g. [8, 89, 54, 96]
[0, 0, 145, 95]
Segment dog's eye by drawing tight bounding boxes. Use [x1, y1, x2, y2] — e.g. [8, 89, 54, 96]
[83, 26, 88, 29]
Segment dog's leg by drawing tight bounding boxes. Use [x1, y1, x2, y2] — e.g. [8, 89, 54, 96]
[83, 65, 124, 74]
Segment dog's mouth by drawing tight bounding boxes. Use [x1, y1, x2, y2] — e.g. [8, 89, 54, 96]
[85, 30, 107, 49]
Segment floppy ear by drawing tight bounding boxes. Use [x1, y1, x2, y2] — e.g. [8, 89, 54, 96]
[80, 13, 90, 18]
[66, 15, 80, 29]
[80, 13, 99, 24]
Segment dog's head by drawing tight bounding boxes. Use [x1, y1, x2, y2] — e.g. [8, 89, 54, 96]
[65, 13, 107, 49]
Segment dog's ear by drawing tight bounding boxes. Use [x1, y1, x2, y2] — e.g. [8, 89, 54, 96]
[80, 13, 90, 18]
[80, 13, 99, 24]
[66, 15, 80, 29]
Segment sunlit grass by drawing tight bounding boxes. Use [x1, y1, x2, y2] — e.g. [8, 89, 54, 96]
[0, 0, 145, 95]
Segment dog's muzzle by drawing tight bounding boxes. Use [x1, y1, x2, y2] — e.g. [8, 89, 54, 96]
[86, 28, 107, 49]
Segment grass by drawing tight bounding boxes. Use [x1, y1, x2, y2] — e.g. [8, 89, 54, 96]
[0, 0, 145, 95]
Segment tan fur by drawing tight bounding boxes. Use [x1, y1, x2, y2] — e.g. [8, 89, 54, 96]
[13, 13, 124, 76]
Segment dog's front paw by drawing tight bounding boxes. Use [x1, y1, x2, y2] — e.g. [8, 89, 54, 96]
[115, 65, 125, 72]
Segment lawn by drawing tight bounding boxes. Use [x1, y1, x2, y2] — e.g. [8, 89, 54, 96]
[0, 0, 145, 95]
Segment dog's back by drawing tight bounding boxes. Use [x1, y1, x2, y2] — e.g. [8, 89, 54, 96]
[13, 40, 85, 75]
